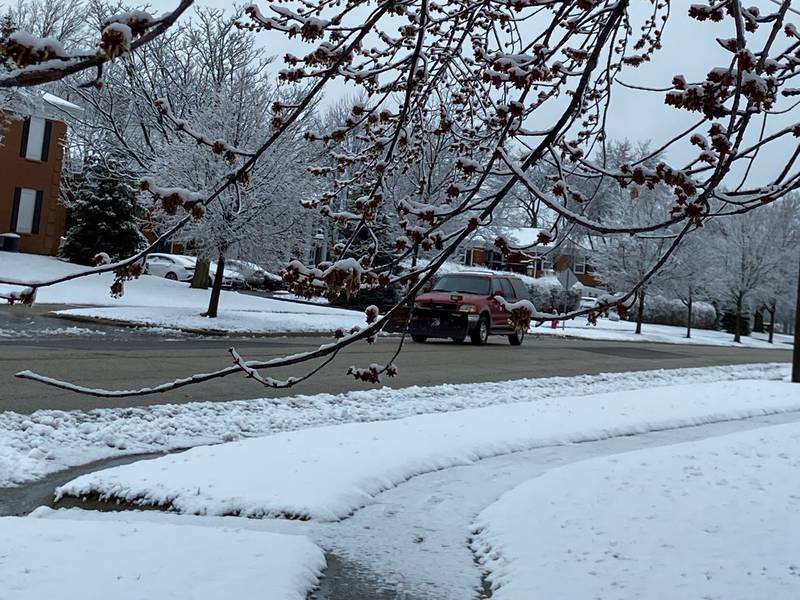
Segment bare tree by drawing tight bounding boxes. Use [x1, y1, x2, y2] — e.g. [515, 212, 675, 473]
[708, 203, 797, 343]
[0, 0, 193, 87]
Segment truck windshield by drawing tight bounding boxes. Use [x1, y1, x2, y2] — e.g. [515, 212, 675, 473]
[432, 275, 491, 295]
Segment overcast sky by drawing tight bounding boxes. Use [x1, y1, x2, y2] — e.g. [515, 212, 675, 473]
[148, 0, 797, 186]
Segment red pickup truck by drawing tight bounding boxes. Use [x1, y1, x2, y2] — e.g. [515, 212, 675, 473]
[393, 272, 531, 346]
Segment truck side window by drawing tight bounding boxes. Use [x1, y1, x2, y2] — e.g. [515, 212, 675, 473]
[500, 278, 515, 299]
[510, 279, 529, 300]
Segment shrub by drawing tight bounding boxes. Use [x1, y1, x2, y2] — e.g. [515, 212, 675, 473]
[525, 278, 579, 313]
[641, 294, 716, 329]
[720, 310, 751, 336]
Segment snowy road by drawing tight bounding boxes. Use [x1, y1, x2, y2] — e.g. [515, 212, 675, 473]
[1, 321, 792, 412]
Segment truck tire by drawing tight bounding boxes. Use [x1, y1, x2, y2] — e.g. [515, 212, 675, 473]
[470, 315, 490, 345]
[411, 335, 428, 343]
[508, 327, 525, 346]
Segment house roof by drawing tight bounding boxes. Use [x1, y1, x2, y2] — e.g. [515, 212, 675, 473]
[0, 89, 81, 121]
[469, 226, 552, 250]
[42, 92, 83, 115]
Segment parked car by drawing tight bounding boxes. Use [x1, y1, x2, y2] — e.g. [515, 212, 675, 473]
[390, 272, 531, 345]
[144, 253, 245, 288]
[579, 296, 598, 309]
[144, 253, 196, 282]
[226, 259, 284, 290]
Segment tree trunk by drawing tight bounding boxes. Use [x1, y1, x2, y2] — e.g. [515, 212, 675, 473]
[686, 289, 693, 339]
[792, 255, 800, 383]
[191, 258, 211, 289]
[205, 253, 226, 319]
[767, 302, 776, 344]
[635, 290, 645, 335]
[734, 294, 743, 344]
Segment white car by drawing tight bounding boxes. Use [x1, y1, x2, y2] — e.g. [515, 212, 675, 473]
[144, 254, 245, 288]
[144, 253, 196, 282]
[184, 256, 246, 288]
[579, 296, 599, 309]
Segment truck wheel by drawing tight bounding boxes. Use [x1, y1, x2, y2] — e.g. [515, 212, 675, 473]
[470, 315, 489, 345]
[411, 335, 428, 343]
[508, 327, 525, 346]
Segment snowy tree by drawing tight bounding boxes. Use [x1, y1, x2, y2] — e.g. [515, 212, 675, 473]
[661, 233, 717, 339]
[59, 153, 147, 267]
[707, 203, 798, 343]
[592, 168, 679, 334]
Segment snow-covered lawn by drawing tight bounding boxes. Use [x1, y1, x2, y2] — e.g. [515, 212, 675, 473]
[56, 379, 800, 521]
[0, 512, 324, 600]
[471, 422, 800, 600]
[0, 363, 788, 487]
[533, 315, 794, 348]
[55, 305, 365, 335]
[0, 252, 365, 334]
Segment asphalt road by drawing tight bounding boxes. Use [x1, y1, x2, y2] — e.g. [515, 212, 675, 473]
[1, 325, 792, 413]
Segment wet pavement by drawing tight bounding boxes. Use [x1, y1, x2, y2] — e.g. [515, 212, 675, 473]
[0, 304, 200, 342]
[0, 451, 174, 517]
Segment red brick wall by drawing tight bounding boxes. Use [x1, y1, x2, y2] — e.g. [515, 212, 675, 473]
[0, 114, 68, 255]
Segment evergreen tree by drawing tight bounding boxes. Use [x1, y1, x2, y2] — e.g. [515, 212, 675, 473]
[60, 155, 147, 266]
[0, 13, 17, 72]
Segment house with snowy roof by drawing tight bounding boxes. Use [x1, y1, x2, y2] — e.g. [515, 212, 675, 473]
[0, 90, 81, 255]
[463, 226, 602, 289]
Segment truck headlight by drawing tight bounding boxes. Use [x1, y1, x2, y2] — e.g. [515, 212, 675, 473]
[458, 304, 478, 313]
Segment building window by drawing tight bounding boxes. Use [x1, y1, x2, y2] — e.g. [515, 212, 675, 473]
[11, 188, 43, 234]
[464, 248, 474, 266]
[21, 116, 52, 162]
[574, 255, 587, 274]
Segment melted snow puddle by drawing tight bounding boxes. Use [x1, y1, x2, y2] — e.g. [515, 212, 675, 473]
[0, 451, 177, 517]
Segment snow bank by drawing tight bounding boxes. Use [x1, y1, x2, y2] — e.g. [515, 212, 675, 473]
[533, 315, 794, 349]
[0, 253, 354, 316]
[0, 512, 325, 600]
[0, 363, 788, 487]
[56, 380, 800, 521]
[471, 422, 800, 600]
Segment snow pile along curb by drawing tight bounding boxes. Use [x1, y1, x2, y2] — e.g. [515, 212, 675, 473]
[0, 363, 790, 487]
[471, 422, 800, 600]
[0, 512, 325, 600]
[56, 380, 800, 521]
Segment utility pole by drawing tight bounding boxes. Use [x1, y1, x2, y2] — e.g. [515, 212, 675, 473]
[793, 254, 800, 383]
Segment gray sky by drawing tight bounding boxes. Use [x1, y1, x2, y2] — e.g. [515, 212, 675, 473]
[148, 0, 797, 186]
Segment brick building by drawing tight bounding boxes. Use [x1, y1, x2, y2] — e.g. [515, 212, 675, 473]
[0, 92, 77, 255]
[464, 227, 603, 288]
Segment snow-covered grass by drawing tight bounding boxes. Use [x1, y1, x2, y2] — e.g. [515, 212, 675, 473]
[471, 422, 800, 600]
[0, 511, 325, 600]
[0, 363, 788, 487]
[0, 252, 366, 334]
[56, 379, 800, 521]
[533, 315, 794, 348]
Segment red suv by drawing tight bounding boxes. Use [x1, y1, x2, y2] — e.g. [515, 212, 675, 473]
[394, 272, 531, 345]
